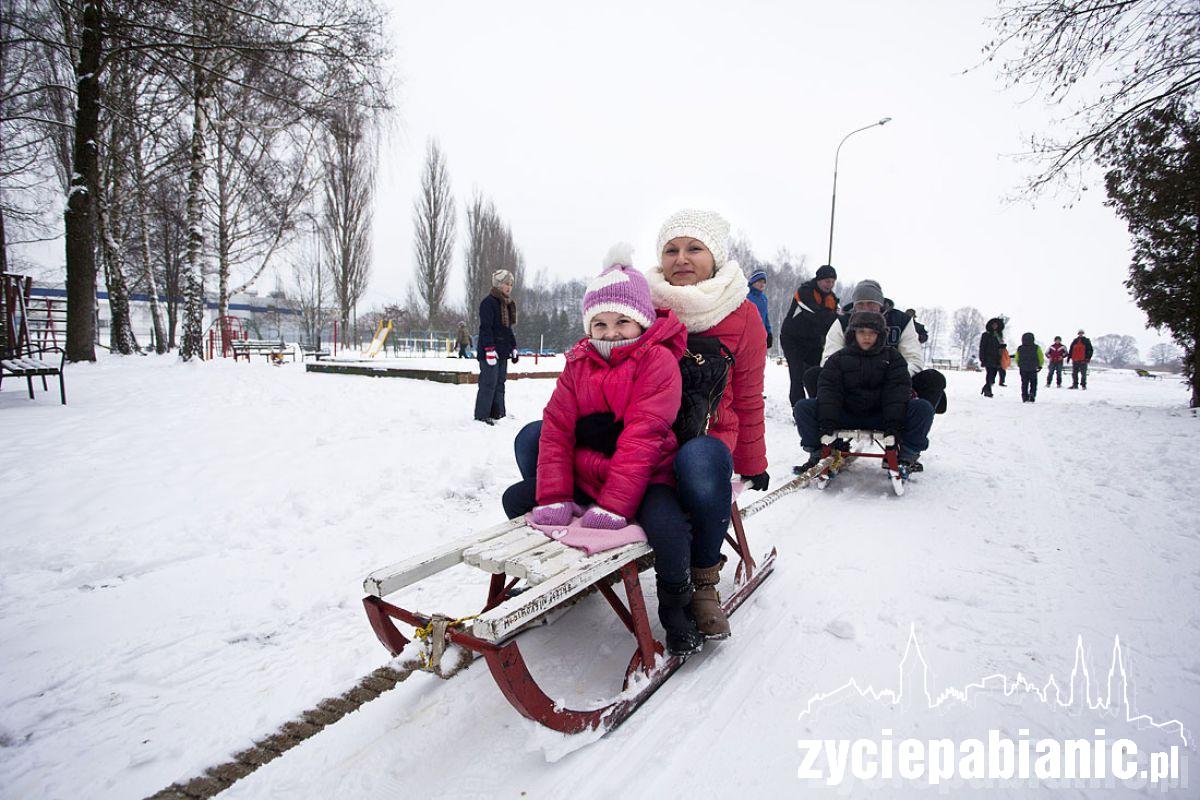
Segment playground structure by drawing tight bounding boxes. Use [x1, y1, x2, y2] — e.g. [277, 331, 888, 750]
[365, 321, 393, 358]
[1, 272, 67, 404]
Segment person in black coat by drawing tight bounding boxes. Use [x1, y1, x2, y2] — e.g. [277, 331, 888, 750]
[780, 264, 840, 405]
[792, 311, 934, 469]
[474, 269, 519, 424]
[978, 317, 1005, 397]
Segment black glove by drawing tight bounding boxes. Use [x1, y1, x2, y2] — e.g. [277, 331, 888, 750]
[766, 332, 773, 349]
[575, 412, 624, 456]
[511, 352, 520, 364]
[741, 472, 770, 491]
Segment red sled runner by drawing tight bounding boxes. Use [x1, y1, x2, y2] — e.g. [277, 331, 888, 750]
[361, 487, 779, 736]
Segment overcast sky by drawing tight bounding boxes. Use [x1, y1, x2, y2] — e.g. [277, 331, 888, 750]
[371, 0, 1163, 351]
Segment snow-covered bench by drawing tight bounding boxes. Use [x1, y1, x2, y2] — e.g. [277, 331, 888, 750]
[1, 348, 66, 404]
[230, 340, 293, 362]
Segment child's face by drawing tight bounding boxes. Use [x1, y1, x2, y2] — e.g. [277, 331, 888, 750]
[590, 311, 644, 341]
[855, 328, 878, 350]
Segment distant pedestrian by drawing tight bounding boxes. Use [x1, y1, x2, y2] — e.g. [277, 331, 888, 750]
[978, 317, 1005, 397]
[455, 321, 472, 358]
[998, 340, 1010, 387]
[746, 270, 772, 350]
[1067, 329, 1093, 390]
[474, 270, 518, 424]
[780, 264, 840, 405]
[1015, 332, 1044, 403]
[1045, 336, 1066, 387]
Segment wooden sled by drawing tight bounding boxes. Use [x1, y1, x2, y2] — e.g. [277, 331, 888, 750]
[362, 491, 777, 736]
[805, 429, 909, 496]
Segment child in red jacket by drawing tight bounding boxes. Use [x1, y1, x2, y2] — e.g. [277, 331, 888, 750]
[502, 244, 705, 654]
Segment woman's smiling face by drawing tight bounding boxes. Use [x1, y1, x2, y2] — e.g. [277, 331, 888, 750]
[660, 237, 715, 286]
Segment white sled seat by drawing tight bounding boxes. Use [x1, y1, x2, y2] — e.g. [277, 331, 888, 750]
[469, 541, 650, 643]
[363, 518, 526, 597]
[364, 517, 652, 596]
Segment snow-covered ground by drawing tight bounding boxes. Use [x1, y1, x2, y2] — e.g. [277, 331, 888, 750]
[1, 355, 1196, 798]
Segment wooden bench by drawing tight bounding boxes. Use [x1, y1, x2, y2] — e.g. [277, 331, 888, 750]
[931, 358, 956, 371]
[362, 491, 778, 735]
[299, 344, 331, 362]
[1, 348, 66, 404]
[230, 340, 293, 363]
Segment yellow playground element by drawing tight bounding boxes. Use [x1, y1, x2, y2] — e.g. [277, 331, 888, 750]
[366, 320, 393, 358]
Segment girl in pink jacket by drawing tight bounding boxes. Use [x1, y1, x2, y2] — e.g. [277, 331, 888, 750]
[502, 244, 705, 655]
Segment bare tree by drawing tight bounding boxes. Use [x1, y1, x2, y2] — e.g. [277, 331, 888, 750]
[988, 0, 1200, 192]
[1148, 342, 1182, 368]
[918, 306, 946, 361]
[288, 233, 327, 345]
[412, 138, 455, 325]
[463, 193, 523, 330]
[322, 101, 375, 344]
[1093, 333, 1139, 368]
[951, 306, 985, 365]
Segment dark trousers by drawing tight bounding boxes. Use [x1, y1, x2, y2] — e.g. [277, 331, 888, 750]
[783, 343, 818, 405]
[1071, 361, 1088, 388]
[983, 365, 1000, 391]
[1020, 370, 1038, 401]
[457, 344, 469, 358]
[998, 367, 1007, 386]
[1046, 361, 1063, 386]
[502, 421, 710, 584]
[474, 357, 508, 420]
[793, 398, 934, 461]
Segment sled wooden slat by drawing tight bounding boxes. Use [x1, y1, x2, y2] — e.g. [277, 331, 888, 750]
[475, 530, 552, 573]
[462, 528, 539, 568]
[363, 518, 525, 597]
[523, 544, 593, 584]
[470, 542, 652, 643]
[504, 539, 581, 582]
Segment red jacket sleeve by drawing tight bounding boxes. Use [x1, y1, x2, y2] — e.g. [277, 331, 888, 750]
[536, 365, 580, 505]
[730, 306, 768, 475]
[595, 348, 683, 519]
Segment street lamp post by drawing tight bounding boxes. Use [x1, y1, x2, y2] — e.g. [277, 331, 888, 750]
[827, 117, 892, 266]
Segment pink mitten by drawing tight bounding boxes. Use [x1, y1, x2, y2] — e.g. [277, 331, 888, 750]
[579, 506, 627, 530]
[530, 502, 580, 527]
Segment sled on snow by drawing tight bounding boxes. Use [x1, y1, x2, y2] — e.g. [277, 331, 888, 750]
[791, 429, 913, 496]
[361, 487, 778, 736]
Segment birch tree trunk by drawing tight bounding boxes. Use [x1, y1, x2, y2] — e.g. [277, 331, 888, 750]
[132, 142, 167, 353]
[179, 44, 210, 361]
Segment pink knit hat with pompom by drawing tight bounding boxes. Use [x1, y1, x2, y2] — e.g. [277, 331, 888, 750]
[581, 243, 655, 333]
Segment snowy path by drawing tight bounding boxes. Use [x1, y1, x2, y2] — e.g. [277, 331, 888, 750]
[1, 358, 1196, 798]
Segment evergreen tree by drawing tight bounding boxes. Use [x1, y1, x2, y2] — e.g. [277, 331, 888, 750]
[1103, 101, 1200, 407]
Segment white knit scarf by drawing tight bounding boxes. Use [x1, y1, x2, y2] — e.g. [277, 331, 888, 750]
[647, 260, 746, 333]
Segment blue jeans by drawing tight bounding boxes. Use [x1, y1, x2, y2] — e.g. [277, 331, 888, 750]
[672, 435, 733, 570]
[506, 422, 698, 583]
[792, 398, 934, 461]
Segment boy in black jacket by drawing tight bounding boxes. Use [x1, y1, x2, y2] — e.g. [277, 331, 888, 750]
[792, 311, 934, 470]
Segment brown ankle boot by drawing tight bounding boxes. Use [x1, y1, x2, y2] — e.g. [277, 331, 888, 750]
[690, 557, 731, 639]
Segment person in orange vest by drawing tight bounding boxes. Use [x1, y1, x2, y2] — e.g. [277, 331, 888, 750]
[1067, 329, 1093, 389]
[1045, 336, 1067, 387]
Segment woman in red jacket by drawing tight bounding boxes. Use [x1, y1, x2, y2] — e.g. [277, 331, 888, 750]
[646, 209, 769, 641]
[502, 244, 705, 655]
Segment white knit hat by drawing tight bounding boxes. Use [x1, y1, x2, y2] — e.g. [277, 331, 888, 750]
[656, 209, 730, 269]
[492, 269, 514, 287]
